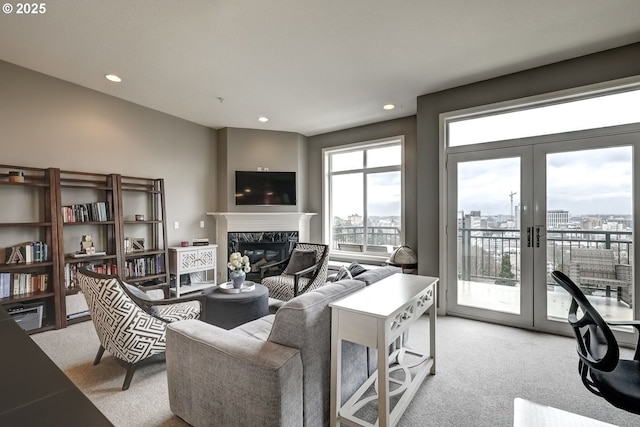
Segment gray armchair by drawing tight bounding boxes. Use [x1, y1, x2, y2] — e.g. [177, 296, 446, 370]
[166, 279, 368, 427]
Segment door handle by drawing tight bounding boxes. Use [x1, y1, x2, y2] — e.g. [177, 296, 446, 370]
[535, 226, 544, 248]
[526, 227, 531, 248]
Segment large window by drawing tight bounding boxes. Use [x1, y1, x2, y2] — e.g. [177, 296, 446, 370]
[323, 137, 403, 257]
[448, 86, 640, 147]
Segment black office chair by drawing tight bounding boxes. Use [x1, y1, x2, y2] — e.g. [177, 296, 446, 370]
[551, 270, 640, 415]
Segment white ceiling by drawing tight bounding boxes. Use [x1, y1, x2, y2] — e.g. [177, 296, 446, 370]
[1, 0, 639, 136]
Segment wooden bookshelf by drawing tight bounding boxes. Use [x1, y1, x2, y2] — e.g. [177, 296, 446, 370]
[56, 171, 123, 327]
[1, 166, 170, 332]
[0, 165, 62, 334]
[116, 176, 170, 295]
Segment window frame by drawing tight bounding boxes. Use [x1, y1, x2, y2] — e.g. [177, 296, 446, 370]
[322, 136, 405, 262]
[443, 76, 640, 152]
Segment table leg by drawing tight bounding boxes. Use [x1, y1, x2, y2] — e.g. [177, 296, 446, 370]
[378, 319, 390, 427]
[429, 292, 437, 374]
[330, 310, 341, 427]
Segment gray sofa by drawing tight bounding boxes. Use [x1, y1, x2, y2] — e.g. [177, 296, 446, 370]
[328, 262, 401, 286]
[166, 279, 368, 427]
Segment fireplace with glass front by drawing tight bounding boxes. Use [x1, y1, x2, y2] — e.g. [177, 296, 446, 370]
[227, 231, 298, 282]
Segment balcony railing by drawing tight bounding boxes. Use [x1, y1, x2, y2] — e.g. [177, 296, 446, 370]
[459, 227, 633, 284]
[332, 225, 401, 252]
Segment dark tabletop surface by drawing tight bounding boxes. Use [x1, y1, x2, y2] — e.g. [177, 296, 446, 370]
[0, 306, 114, 426]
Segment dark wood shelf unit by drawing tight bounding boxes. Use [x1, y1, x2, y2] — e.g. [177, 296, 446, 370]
[0, 222, 53, 228]
[125, 273, 168, 284]
[0, 261, 55, 271]
[0, 290, 56, 304]
[123, 220, 163, 225]
[57, 170, 123, 328]
[0, 165, 62, 333]
[66, 313, 91, 325]
[63, 220, 117, 225]
[123, 249, 166, 258]
[64, 254, 118, 264]
[116, 175, 169, 291]
[1, 166, 171, 332]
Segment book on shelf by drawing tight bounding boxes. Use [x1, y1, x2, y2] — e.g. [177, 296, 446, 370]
[2, 272, 49, 296]
[5, 242, 48, 264]
[61, 201, 111, 223]
[0, 272, 11, 298]
[64, 262, 118, 289]
[124, 254, 165, 279]
[192, 238, 210, 246]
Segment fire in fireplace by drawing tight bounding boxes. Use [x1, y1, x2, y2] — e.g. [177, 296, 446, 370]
[227, 231, 298, 281]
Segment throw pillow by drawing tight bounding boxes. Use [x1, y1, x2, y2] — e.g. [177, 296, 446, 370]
[283, 249, 317, 276]
[348, 261, 367, 277]
[334, 266, 353, 281]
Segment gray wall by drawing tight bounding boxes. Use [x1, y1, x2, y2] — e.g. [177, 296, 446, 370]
[307, 116, 418, 254]
[417, 42, 640, 283]
[216, 127, 308, 212]
[0, 60, 217, 246]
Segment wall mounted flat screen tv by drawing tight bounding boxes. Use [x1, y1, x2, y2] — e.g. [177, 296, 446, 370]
[235, 171, 297, 206]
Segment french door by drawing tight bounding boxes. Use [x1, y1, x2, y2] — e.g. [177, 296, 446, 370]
[447, 131, 638, 341]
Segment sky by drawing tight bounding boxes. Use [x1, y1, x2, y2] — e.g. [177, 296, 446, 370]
[330, 144, 402, 218]
[332, 171, 401, 218]
[457, 146, 633, 216]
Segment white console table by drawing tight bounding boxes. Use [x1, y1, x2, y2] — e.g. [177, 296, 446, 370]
[330, 273, 437, 427]
[168, 244, 217, 297]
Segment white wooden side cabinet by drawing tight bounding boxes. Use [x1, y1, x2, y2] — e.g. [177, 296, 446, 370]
[168, 244, 217, 297]
[330, 273, 438, 427]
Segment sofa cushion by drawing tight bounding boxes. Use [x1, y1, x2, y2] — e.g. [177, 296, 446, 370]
[355, 265, 401, 285]
[231, 314, 275, 340]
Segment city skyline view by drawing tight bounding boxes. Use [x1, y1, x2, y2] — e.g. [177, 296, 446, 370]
[458, 145, 632, 216]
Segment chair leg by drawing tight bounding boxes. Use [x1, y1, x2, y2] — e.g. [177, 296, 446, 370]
[122, 363, 137, 391]
[93, 345, 105, 366]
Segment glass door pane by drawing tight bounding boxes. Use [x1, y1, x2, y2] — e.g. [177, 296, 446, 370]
[544, 146, 633, 323]
[448, 147, 534, 327]
[457, 157, 521, 314]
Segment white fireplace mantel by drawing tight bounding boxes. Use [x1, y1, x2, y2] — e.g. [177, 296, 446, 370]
[205, 211, 317, 282]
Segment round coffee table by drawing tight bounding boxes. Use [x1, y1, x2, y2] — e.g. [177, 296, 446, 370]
[202, 282, 269, 330]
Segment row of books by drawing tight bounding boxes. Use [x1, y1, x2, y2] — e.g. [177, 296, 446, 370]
[123, 255, 164, 278]
[5, 241, 49, 264]
[64, 262, 118, 289]
[0, 272, 49, 298]
[61, 201, 111, 223]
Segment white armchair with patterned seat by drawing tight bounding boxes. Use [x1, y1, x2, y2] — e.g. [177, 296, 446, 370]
[77, 267, 205, 390]
[260, 243, 329, 302]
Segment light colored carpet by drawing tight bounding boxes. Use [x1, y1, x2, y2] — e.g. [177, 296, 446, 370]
[32, 316, 640, 427]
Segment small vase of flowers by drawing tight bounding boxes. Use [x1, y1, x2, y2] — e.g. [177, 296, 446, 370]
[228, 252, 251, 288]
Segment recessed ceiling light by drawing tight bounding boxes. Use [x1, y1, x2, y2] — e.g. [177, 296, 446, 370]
[258, 116, 269, 123]
[105, 74, 122, 83]
[383, 104, 395, 110]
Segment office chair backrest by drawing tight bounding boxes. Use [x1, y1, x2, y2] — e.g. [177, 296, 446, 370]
[551, 270, 619, 372]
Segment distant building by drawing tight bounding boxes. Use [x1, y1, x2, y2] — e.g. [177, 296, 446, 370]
[348, 213, 363, 226]
[547, 210, 569, 229]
